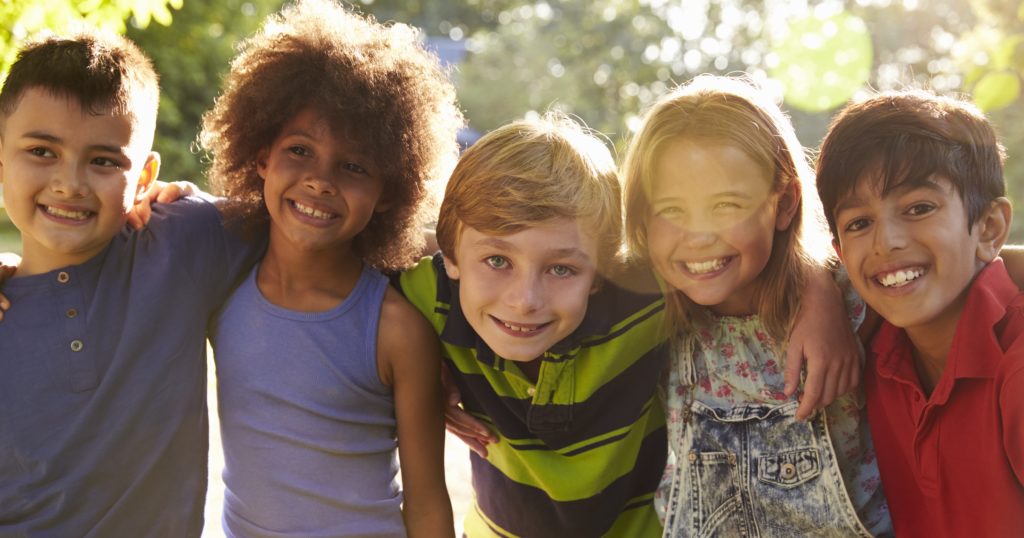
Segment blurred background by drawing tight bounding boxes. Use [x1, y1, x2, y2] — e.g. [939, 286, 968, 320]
[0, 0, 1022, 534]
[1, 0, 1022, 251]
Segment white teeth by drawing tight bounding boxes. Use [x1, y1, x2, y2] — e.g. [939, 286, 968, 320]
[685, 258, 727, 274]
[502, 321, 540, 333]
[879, 268, 924, 288]
[45, 206, 90, 220]
[293, 201, 334, 220]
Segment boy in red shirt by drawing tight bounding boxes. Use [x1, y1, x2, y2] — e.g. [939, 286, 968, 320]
[815, 89, 1024, 537]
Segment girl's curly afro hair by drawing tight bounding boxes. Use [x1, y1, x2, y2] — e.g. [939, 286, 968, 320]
[201, 0, 464, 270]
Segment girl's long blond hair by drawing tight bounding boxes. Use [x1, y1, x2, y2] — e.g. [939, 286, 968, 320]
[622, 75, 832, 349]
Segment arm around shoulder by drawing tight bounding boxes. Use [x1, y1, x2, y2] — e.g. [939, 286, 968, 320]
[377, 286, 454, 538]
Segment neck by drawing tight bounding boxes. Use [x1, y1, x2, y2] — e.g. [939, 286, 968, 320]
[257, 236, 364, 312]
[17, 245, 100, 277]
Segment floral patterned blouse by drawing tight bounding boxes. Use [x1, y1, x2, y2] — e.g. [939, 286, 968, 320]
[655, 278, 892, 535]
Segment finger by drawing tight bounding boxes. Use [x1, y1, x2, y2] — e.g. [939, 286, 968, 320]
[447, 427, 489, 458]
[0, 292, 9, 311]
[796, 363, 824, 421]
[157, 183, 189, 204]
[136, 203, 153, 230]
[445, 408, 495, 442]
[783, 346, 804, 398]
[126, 211, 144, 231]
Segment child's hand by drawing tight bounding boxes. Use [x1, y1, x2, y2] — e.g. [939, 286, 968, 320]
[441, 363, 497, 457]
[786, 268, 860, 420]
[126, 180, 200, 230]
[0, 252, 21, 321]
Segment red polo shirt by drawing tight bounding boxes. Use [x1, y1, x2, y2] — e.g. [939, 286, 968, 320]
[866, 259, 1024, 537]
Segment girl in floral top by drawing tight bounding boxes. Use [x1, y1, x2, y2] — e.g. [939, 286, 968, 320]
[622, 75, 892, 537]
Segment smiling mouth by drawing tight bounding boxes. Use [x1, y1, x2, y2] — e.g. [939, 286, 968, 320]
[876, 267, 925, 288]
[290, 200, 337, 220]
[492, 316, 551, 335]
[43, 205, 92, 221]
[682, 257, 731, 275]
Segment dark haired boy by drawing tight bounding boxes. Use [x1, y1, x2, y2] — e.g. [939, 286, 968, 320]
[0, 32, 257, 535]
[816, 90, 1024, 537]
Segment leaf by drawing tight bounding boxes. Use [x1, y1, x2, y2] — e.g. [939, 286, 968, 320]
[973, 70, 1021, 111]
[769, 10, 874, 113]
[994, 34, 1024, 70]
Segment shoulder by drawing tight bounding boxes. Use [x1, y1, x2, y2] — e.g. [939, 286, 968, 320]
[379, 285, 439, 355]
[395, 253, 449, 314]
[148, 195, 221, 227]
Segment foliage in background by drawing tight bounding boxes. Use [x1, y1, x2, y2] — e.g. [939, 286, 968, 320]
[0, 0, 1022, 235]
[0, 0, 181, 77]
[127, 0, 284, 185]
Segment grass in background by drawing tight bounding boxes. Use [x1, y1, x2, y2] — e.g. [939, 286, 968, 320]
[0, 220, 20, 254]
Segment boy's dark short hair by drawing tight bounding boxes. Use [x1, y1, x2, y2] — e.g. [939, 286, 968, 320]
[201, 0, 464, 270]
[817, 90, 1006, 237]
[0, 30, 159, 139]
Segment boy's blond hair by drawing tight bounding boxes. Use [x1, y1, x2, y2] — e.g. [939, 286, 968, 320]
[436, 112, 623, 273]
[623, 75, 830, 346]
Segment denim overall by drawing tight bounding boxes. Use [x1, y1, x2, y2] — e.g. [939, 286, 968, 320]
[660, 351, 874, 538]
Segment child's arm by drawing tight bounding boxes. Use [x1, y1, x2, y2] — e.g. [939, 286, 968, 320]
[786, 266, 861, 420]
[0, 252, 17, 320]
[379, 287, 455, 537]
[126, 180, 202, 230]
[441, 362, 497, 457]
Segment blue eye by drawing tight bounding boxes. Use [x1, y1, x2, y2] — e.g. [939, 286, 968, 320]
[550, 265, 575, 278]
[485, 256, 508, 269]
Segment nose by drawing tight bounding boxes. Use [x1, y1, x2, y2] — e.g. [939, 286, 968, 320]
[303, 172, 337, 196]
[49, 162, 88, 198]
[673, 213, 718, 250]
[504, 271, 544, 314]
[872, 217, 907, 254]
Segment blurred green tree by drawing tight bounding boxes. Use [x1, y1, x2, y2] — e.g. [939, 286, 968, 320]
[0, 0, 181, 77]
[127, 0, 285, 185]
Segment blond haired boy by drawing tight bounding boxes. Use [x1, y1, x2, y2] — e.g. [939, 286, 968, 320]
[398, 113, 668, 536]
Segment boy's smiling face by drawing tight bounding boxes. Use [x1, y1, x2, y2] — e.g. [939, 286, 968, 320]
[0, 88, 157, 275]
[443, 218, 600, 362]
[834, 174, 994, 339]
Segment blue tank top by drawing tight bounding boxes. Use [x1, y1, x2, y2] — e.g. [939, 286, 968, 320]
[210, 264, 405, 538]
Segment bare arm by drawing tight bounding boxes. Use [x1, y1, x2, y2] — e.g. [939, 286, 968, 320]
[378, 287, 455, 538]
[785, 266, 860, 420]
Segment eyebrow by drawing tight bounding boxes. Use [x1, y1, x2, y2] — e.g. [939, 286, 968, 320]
[23, 131, 128, 155]
[834, 179, 948, 215]
[475, 236, 592, 262]
[652, 190, 754, 204]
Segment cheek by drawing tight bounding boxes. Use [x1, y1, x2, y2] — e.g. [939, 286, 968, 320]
[645, 218, 679, 257]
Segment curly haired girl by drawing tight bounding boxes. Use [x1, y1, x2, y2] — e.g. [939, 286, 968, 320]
[200, 0, 464, 535]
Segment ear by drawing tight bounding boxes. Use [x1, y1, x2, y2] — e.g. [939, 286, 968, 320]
[975, 197, 1012, 263]
[256, 148, 269, 180]
[775, 180, 802, 231]
[133, 152, 161, 202]
[374, 197, 393, 214]
[442, 253, 460, 280]
[832, 238, 844, 263]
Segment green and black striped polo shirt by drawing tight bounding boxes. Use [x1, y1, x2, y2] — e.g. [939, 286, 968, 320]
[397, 254, 669, 537]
